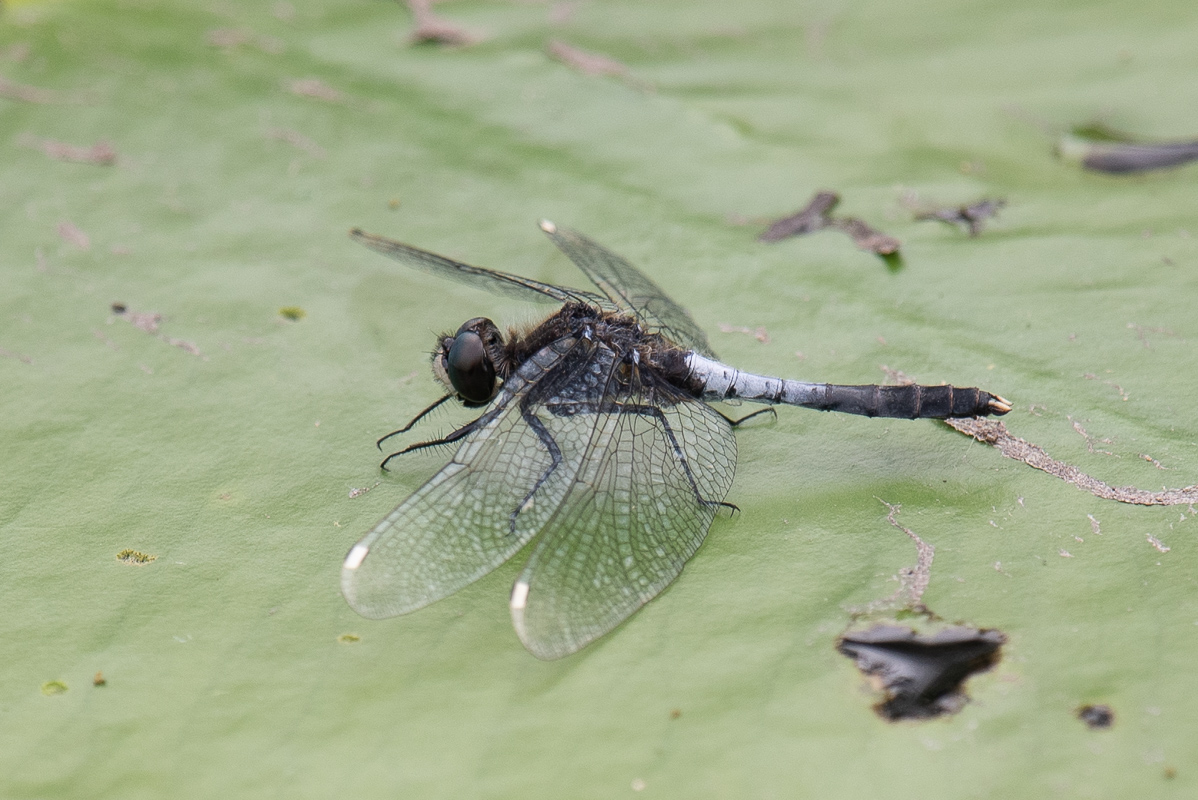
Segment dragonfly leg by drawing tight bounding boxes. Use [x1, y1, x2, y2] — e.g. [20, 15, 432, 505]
[376, 394, 454, 451]
[717, 406, 778, 428]
[379, 415, 482, 470]
[616, 403, 739, 515]
[508, 404, 564, 536]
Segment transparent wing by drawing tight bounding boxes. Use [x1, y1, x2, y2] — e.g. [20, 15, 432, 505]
[342, 334, 604, 618]
[509, 361, 737, 660]
[351, 228, 608, 308]
[539, 222, 717, 358]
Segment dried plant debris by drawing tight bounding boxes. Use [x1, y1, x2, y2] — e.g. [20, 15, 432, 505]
[206, 28, 284, 54]
[266, 128, 325, 159]
[349, 482, 380, 499]
[879, 501, 933, 609]
[758, 191, 839, 241]
[116, 548, 157, 565]
[1077, 703, 1114, 730]
[1057, 123, 1198, 175]
[549, 39, 624, 77]
[829, 217, 901, 255]
[850, 500, 936, 617]
[0, 75, 62, 103]
[549, 2, 579, 25]
[946, 418, 1198, 506]
[0, 346, 33, 365]
[93, 671, 107, 687]
[1126, 322, 1178, 349]
[838, 620, 1005, 720]
[57, 220, 91, 250]
[879, 364, 912, 385]
[20, 134, 117, 165]
[547, 40, 651, 91]
[1146, 533, 1171, 553]
[759, 191, 901, 255]
[112, 303, 159, 332]
[111, 303, 205, 359]
[287, 78, 344, 104]
[4, 43, 33, 63]
[1082, 372, 1130, 401]
[716, 323, 770, 343]
[405, 0, 479, 46]
[914, 198, 1005, 237]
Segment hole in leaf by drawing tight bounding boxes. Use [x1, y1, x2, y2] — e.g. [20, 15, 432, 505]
[837, 622, 1005, 720]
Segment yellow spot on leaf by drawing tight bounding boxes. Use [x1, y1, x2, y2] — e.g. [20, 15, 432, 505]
[116, 549, 157, 565]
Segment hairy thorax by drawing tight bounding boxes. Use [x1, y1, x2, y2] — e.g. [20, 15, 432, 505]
[431, 303, 697, 405]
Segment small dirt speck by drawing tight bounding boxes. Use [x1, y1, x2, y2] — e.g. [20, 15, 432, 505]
[1077, 703, 1114, 729]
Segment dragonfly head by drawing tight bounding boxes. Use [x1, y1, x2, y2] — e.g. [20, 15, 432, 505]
[433, 317, 504, 406]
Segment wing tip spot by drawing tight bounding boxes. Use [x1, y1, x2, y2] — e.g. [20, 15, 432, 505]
[344, 543, 369, 570]
[510, 580, 530, 610]
[538, 219, 557, 234]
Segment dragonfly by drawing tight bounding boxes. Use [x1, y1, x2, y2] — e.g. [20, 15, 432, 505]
[341, 221, 1011, 660]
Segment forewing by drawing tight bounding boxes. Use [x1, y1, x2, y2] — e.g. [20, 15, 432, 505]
[351, 228, 608, 307]
[342, 335, 603, 618]
[540, 222, 717, 357]
[509, 373, 737, 659]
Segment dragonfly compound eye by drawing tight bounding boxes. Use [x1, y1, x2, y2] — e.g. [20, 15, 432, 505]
[446, 331, 497, 404]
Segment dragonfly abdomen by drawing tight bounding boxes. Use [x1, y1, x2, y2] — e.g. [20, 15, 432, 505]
[684, 352, 1010, 419]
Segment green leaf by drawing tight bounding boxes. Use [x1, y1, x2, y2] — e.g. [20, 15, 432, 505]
[2, 0, 1196, 796]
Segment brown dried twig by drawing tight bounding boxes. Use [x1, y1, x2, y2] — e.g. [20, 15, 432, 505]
[547, 40, 649, 90]
[716, 323, 771, 343]
[829, 217, 901, 255]
[758, 190, 901, 255]
[266, 128, 326, 158]
[0, 75, 61, 103]
[946, 418, 1198, 506]
[913, 198, 1005, 237]
[22, 135, 117, 165]
[111, 303, 205, 359]
[57, 221, 91, 250]
[758, 191, 839, 241]
[287, 78, 343, 103]
[406, 0, 478, 46]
